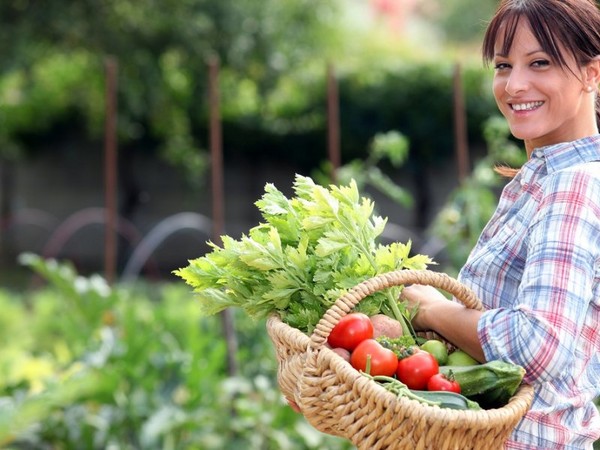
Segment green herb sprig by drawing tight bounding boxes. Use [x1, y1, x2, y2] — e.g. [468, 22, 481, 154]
[174, 174, 433, 334]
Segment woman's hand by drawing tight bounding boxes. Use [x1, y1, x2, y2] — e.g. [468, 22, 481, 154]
[401, 284, 448, 331]
[286, 396, 301, 413]
[401, 284, 486, 362]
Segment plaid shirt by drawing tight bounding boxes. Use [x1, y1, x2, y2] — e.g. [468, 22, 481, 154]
[458, 135, 600, 449]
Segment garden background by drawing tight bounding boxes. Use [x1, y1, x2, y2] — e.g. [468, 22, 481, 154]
[0, 1, 597, 448]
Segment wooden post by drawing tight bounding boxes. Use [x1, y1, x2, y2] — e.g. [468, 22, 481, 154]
[0, 159, 12, 264]
[208, 56, 238, 377]
[209, 57, 224, 244]
[327, 63, 341, 181]
[453, 63, 469, 183]
[104, 56, 118, 285]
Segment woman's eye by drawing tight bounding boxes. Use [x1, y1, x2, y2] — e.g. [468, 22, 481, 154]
[494, 62, 510, 70]
[531, 59, 550, 68]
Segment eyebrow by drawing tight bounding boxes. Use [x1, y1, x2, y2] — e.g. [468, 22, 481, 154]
[494, 49, 546, 58]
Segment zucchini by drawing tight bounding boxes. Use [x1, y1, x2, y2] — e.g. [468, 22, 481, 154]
[366, 373, 481, 410]
[409, 389, 482, 411]
[439, 360, 526, 409]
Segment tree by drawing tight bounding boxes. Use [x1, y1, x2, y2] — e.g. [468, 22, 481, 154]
[0, 0, 343, 183]
[430, 0, 498, 44]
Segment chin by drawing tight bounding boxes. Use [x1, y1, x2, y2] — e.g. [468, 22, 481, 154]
[507, 127, 539, 142]
[507, 129, 527, 140]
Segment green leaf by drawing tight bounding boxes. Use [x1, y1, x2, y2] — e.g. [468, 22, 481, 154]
[284, 237, 311, 269]
[193, 288, 239, 316]
[173, 174, 434, 333]
[405, 253, 435, 270]
[238, 237, 282, 271]
[315, 234, 350, 257]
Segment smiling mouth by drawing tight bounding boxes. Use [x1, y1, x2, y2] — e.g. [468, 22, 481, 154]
[511, 101, 544, 111]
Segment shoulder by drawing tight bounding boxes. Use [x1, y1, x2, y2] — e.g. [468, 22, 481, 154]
[540, 162, 600, 202]
[529, 164, 600, 257]
[531, 162, 600, 231]
[561, 160, 600, 175]
[541, 135, 600, 183]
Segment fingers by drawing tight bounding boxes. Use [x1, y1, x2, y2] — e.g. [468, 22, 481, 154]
[402, 284, 444, 302]
[286, 397, 301, 413]
[401, 284, 427, 303]
[400, 284, 445, 331]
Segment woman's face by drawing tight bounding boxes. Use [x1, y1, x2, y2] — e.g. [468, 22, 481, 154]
[492, 19, 597, 153]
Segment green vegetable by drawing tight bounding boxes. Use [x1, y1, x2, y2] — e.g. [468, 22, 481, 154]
[408, 390, 481, 411]
[446, 349, 479, 366]
[364, 373, 480, 411]
[439, 360, 526, 409]
[420, 339, 449, 365]
[174, 175, 433, 333]
[376, 336, 418, 357]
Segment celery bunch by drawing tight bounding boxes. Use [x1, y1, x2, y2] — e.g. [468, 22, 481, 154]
[175, 174, 433, 333]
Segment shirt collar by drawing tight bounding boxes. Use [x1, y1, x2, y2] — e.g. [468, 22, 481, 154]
[532, 134, 600, 174]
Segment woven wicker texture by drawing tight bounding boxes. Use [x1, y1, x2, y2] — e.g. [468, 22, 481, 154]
[266, 269, 535, 450]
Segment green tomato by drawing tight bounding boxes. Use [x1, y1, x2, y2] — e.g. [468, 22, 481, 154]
[420, 339, 448, 365]
[446, 349, 479, 366]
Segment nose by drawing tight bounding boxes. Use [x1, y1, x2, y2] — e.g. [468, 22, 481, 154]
[504, 67, 529, 96]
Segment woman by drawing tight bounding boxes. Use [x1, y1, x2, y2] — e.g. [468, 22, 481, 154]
[402, 0, 600, 448]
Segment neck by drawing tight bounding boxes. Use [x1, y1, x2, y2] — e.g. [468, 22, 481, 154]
[523, 120, 599, 159]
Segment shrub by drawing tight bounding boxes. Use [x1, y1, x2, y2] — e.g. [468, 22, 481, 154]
[0, 254, 353, 449]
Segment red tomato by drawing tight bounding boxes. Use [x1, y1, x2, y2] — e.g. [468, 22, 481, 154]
[350, 339, 398, 377]
[396, 350, 439, 390]
[427, 372, 461, 393]
[327, 312, 374, 351]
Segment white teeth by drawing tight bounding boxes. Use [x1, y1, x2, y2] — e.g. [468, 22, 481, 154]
[512, 101, 544, 111]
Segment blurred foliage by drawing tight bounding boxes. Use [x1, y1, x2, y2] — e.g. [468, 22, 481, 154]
[0, 0, 343, 188]
[430, 0, 498, 44]
[313, 130, 413, 209]
[0, 254, 353, 449]
[428, 116, 527, 274]
[0, 0, 503, 192]
[334, 63, 495, 166]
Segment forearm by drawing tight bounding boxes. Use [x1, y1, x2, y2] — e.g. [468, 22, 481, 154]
[414, 296, 486, 363]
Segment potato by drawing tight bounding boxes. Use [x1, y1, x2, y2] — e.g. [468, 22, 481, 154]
[331, 347, 351, 362]
[370, 314, 404, 338]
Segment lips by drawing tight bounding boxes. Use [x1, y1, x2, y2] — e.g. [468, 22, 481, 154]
[510, 101, 544, 111]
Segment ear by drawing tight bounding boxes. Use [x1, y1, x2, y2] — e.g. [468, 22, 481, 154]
[583, 55, 600, 88]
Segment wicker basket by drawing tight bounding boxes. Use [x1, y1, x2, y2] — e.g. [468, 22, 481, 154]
[266, 269, 534, 450]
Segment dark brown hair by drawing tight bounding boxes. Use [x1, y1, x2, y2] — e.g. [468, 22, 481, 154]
[481, 0, 600, 177]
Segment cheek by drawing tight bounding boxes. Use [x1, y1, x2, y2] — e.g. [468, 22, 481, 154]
[492, 79, 506, 103]
[492, 81, 509, 113]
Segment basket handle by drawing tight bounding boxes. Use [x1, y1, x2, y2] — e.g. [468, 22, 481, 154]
[308, 269, 484, 350]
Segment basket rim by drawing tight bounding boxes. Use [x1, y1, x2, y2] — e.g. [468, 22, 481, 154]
[309, 269, 484, 350]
